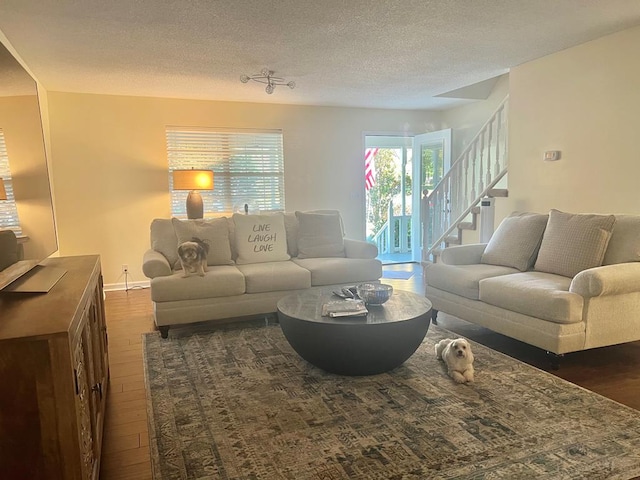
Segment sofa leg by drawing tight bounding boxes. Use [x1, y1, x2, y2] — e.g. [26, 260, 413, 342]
[546, 351, 564, 370]
[431, 309, 438, 325]
[159, 326, 169, 339]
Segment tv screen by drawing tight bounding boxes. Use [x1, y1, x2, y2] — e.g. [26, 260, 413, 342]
[0, 40, 58, 291]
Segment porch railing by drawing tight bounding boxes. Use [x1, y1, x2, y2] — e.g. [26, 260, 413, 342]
[422, 96, 509, 261]
[371, 200, 411, 256]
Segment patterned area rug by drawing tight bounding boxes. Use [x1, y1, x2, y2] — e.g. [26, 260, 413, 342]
[143, 322, 640, 479]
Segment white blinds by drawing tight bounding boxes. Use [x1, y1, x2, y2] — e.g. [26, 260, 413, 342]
[0, 129, 21, 234]
[166, 127, 286, 216]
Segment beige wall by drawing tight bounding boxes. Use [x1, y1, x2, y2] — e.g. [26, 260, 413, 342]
[507, 25, 640, 216]
[46, 93, 440, 285]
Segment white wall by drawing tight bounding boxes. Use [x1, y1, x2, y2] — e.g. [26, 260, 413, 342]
[46, 93, 441, 285]
[506, 25, 640, 216]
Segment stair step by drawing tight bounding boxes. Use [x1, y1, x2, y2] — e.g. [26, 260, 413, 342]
[445, 235, 461, 245]
[458, 221, 475, 230]
[487, 188, 508, 198]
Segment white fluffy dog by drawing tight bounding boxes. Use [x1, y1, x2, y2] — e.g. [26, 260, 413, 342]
[435, 338, 475, 384]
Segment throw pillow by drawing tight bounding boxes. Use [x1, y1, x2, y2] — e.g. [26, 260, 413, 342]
[296, 211, 345, 259]
[481, 212, 549, 271]
[603, 215, 640, 265]
[534, 209, 616, 278]
[171, 217, 234, 267]
[150, 218, 179, 267]
[232, 213, 290, 264]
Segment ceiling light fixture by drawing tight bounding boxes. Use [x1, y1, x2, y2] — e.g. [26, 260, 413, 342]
[240, 68, 295, 95]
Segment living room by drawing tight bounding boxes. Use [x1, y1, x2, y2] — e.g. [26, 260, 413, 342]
[1, 2, 640, 479]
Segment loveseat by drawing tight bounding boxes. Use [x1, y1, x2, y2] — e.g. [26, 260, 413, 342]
[143, 211, 382, 337]
[424, 210, 640, 359]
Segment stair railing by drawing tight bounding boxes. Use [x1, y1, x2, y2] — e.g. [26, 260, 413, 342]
[422, 96, 509, 261]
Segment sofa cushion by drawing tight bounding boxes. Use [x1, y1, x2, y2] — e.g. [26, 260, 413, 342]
[481, 212, 548, 271]
[425, 262, 519, 300]
[151, 218, 179, 266]
[603, 214, 640, 265]
[172, 217, 234, 267]
[534, 209, 616, 278]
[151, 265, 245, 302]
[293, 257, 382, 286]
[479, 272, 583, 324]
[232, 213, 290, 264]
[236, 261, 311, 293]
[295, 211, 345, 259]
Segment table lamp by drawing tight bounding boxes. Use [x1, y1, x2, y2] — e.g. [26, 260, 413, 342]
[172, 169, 214, 219]
[0, 178, 7, 200]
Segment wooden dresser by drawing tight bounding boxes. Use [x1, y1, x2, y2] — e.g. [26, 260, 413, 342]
[0, 255, 109, 479]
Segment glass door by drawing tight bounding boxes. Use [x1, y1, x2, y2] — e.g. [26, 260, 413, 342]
[364, 135, 413, 264]
[412, 129, 451, 262]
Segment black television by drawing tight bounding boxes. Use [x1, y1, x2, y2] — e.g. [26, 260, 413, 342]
[0, 38, 58, 291]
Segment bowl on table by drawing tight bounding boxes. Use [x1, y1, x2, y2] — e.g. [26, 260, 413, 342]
[356, 283, 393, 305]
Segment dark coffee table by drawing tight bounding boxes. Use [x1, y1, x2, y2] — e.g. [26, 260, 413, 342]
[277, 288, 432, 376]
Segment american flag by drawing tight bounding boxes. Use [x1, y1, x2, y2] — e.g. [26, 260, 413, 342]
[364, 148, 379, 190]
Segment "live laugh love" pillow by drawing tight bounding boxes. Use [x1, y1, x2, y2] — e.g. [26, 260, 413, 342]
[232, 213, 290, 264]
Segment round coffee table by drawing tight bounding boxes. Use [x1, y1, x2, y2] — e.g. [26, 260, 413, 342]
[277, 288, 432, 376]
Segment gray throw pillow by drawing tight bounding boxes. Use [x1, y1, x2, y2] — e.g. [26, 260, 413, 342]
[534, 209, 616, 278]
[295, 211, 345, 259]
[481, 212, 549, 271]
[172, 217, 234, 267]
[603, 215, 640, 265]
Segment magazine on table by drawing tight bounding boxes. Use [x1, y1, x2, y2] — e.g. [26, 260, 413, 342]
[321, 299, 368, 317]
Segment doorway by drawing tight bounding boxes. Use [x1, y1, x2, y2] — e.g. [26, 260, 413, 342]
[364, 130, 451, 264]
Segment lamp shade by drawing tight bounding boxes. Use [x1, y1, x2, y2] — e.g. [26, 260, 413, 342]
[172, 169, 214, 191]
[0, 178, 6, 200]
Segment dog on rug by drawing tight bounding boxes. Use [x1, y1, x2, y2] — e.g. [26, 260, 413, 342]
[177, 237, 209, 277]
[435, 338, 475, 384]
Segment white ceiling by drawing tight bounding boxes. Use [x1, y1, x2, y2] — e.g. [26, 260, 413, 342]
[1, 0, 639, 110]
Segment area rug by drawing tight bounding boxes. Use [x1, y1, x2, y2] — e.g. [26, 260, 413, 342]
[381, 271, 414, 280]
[143, 323, 640, 479]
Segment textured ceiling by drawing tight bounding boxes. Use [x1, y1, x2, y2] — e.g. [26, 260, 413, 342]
[0, 0, 639, 110]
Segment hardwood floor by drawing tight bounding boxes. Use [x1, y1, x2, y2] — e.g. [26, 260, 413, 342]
[100, 263, 640, 478]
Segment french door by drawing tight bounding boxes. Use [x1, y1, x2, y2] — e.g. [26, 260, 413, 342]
[412, 129, 451, 261]
[364, 129, 450, 263]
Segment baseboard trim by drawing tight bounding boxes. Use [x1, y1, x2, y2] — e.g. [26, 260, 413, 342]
[104, 280, 150, 292]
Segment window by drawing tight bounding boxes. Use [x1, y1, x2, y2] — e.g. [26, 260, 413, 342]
[0, 129, 21, 234]
[166, 127, 285, 216]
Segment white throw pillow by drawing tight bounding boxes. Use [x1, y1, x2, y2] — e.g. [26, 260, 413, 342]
[232, 213, 290, 264]
[295, 211, 345, 259]
[481, 212, 549, 271]
[534, 209, 616, 278]
[171, 217, 234, 267]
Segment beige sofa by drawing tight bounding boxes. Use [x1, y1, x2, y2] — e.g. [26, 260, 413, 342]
[143, 211, 382, 337]
[424, 210, 640, 362]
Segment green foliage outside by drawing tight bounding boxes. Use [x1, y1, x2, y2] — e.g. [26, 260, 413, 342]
[366, 149, 412, 238]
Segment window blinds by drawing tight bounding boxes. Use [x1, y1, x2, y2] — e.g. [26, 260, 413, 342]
[0, 129, 21, 234]
[166, 128, 285, 216]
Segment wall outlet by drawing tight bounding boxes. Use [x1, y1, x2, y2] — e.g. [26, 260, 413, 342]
[121, 264, 129, 274]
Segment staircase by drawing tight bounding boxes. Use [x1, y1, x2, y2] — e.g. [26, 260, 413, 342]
[422, 96, 509, 261]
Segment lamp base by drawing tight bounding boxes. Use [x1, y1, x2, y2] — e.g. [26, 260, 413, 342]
[186, 191, 204, 219]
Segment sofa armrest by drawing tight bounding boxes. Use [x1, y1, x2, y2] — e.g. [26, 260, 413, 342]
[570, 262, 640, 297]
[344, 238, 378, 259]
[440, 243, 487, 265]
[143, 249, 173, 279]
